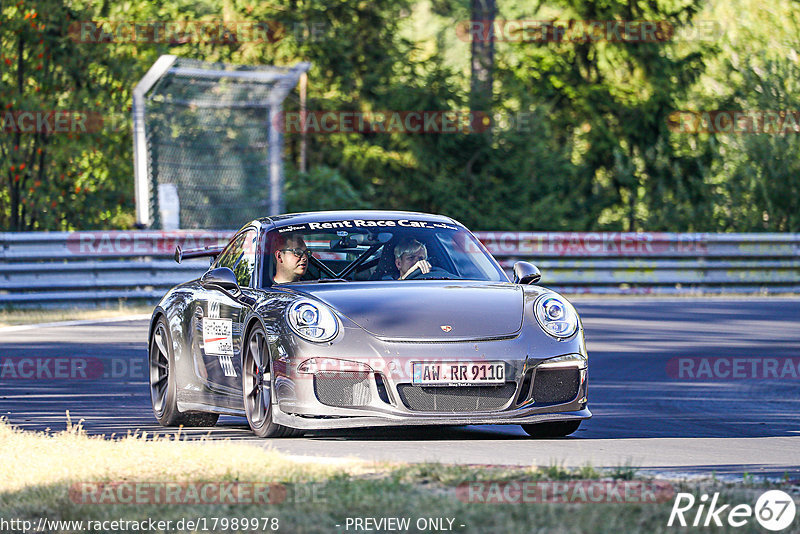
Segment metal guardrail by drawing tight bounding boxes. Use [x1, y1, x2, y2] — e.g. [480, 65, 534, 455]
[477, 232, 800, 294]
[1, 231, 798, 304]
[0, 231, 230, 305]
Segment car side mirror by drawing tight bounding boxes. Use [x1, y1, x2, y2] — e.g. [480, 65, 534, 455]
[513, 261, 541, 285]
[201, 267, 241, 294]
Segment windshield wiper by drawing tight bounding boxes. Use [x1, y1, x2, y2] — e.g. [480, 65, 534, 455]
[316, 278, 349, 283]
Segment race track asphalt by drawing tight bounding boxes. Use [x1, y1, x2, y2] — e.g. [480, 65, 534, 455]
[2, 298, 798, 479]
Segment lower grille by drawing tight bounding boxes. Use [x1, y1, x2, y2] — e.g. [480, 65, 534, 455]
[313, 372, 372, 407]
[532, 368, 580, 404]
[397, 383, 517, 412]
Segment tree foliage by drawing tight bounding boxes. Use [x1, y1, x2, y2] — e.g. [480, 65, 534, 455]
[2, 0, 799, 231]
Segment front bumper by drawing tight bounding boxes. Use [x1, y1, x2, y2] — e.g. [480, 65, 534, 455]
[270, 350, 590, 430]
[272, 406, 592, 430]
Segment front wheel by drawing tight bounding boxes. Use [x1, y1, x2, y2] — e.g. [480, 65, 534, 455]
[149, 316, 219, 427]
[242, 324, 301, 437]
[521, 420, 581, 438]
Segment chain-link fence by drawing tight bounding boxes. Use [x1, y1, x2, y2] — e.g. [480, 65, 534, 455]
[133, 55, 309, 229]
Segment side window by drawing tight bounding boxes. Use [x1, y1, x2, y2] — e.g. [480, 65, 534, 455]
[233, 230, 258, 287]
[215, 234, 246, 272]
[214, 230, 258, 287]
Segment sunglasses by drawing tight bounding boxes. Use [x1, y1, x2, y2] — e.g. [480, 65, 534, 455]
[280, 248, 312, 259]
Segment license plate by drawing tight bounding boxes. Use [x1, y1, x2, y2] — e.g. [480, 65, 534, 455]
[412, 361, 505, 385]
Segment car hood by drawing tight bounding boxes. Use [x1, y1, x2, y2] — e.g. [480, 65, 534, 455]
[289, 281, 523, 340]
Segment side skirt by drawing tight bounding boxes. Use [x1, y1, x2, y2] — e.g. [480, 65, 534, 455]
[177, 401, 246, 417]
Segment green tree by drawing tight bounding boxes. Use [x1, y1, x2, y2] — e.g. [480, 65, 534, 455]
[495, 0, 715, 230]
[710, 57, 800, 231]
[4, 0, 799, 233]
[689, 0, 800, 231]
[0, 0, 123, 230]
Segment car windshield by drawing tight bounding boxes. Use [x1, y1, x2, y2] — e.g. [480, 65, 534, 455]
[264, 218, 508, 284]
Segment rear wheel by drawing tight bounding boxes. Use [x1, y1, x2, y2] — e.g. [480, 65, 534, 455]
[521, 420, 581, 438]
[243, 324, 301, 437]
[149, 316, 219, 427]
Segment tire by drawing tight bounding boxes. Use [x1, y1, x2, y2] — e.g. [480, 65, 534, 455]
[521, 420, 581, 438]
[242, 324, 302, 437]
[149, 316, 219, 427]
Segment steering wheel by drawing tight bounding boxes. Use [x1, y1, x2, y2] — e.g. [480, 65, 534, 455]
[403, 266, 454, 280]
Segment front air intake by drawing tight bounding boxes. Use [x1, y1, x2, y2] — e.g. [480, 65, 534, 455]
[313, 372, 372, 407]
[397, 383, 516, 412]
[532, 368, 580, 404]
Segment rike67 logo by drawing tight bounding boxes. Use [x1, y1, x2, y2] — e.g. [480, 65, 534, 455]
[668, 490, 796, 531]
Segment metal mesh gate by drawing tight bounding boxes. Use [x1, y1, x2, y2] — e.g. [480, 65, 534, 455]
[133, 55, 309, 229]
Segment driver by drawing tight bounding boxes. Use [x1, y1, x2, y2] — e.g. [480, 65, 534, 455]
[394, 238, 431, 279]
[273, 234, 310, 283]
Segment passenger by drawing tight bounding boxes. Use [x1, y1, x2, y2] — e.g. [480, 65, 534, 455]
[273, 234, 310, 283]
[394, 238, 431, 279]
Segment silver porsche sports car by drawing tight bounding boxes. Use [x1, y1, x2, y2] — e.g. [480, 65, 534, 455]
[148, 211, 590, 437]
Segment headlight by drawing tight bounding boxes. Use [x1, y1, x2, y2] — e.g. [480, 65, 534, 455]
[287, 300, 339, 342]
[534, 294, 578, 339]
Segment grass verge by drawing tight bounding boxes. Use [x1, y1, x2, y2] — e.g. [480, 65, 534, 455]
[0, 303, 152, 327]
[0, 418, 796, 534]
